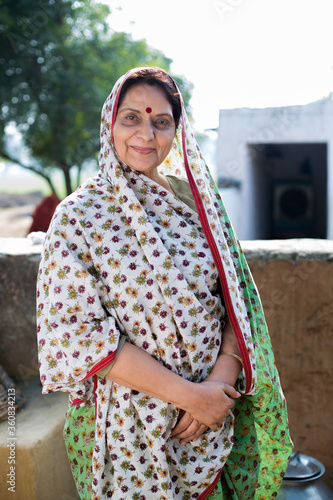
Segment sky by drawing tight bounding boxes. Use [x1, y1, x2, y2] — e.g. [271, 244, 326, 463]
[102, 0, 333, 132]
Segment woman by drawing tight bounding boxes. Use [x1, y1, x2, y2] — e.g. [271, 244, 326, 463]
[37, 67, 292, 499]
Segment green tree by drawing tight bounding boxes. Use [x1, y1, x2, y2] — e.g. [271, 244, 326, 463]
[0, 0, 193, 197]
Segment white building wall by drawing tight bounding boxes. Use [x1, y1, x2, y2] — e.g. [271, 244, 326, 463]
[217, 99, 333, 239]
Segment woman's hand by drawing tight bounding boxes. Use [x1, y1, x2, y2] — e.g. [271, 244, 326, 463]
[170, 410, 208, 444]
[105, 341, 242, 434]
[182, 379, 241, 431]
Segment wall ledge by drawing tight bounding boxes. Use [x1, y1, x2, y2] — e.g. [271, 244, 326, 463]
[1, 236, 333, 262]
[242, 238, 333, 263]
[0, 236, 43, 257]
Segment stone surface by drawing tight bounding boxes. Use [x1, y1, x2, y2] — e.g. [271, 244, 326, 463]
[0, 237, 43, 379]
[242, 237, 333, 262]
[0, 378, 79, 500]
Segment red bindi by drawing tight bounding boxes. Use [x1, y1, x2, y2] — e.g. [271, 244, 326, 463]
[146, 107, 152, 113]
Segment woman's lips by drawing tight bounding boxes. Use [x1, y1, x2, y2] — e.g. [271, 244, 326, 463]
[131, 146, 155, 154]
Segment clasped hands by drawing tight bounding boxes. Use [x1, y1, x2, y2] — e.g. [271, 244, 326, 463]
[170, 380, 240, 445]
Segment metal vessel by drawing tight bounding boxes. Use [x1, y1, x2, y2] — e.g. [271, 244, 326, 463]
[277, 452, 333, 499]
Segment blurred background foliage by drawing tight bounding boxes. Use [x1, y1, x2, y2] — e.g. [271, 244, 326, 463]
[0, 0, 193, 197]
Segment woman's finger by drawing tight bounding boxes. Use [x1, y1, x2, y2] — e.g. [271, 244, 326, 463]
[172, 420, 207, 443]
[172, 418, 200, 440]
[182, 380, 239, 429]
[222, 384, 241, 399]
[171, 411, 209, 443]
[179, 423, 208, 444]
[170, 411, 193, 437]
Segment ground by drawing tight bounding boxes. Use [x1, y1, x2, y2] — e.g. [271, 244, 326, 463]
[0, 192, 43, 237]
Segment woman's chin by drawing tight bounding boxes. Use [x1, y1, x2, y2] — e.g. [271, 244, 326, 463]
[127, 163, 159, 178]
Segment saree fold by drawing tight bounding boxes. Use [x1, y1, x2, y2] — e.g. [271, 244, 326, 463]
[37, 67, 292, 499]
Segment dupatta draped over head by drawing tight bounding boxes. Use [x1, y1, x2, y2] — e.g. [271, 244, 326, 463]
[37, 67, 292, 499]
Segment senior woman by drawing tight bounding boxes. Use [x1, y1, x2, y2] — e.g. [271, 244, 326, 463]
[37, 67, 292, 499]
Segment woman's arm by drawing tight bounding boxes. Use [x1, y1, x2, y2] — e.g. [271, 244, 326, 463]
[209, 316, 242, 386]
[105, 341, 240, 430]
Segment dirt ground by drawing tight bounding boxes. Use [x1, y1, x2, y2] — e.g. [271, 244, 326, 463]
[0, 192, 43, 237]
[0, 205, 34, 237]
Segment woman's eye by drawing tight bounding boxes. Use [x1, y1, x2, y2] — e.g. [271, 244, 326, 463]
[155, 120, 170, 128]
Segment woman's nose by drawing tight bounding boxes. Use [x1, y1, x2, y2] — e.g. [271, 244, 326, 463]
[137, 120, 154, 140]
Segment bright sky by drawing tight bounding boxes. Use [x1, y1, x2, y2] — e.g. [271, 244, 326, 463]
[103, 0, 333, 132]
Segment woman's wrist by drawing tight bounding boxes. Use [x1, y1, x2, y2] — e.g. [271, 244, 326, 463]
[206, 352, 242, 387]
[220, 351, 243, 368]
[106, 341, 194, 408]
[164, 375, 194, 410]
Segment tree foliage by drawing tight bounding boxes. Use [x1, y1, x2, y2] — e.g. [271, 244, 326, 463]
[0, 0, 193, 196]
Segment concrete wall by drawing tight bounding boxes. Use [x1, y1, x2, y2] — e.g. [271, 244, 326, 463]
[0, 237, 332, 496]
[0, 238, 41, 379]
[243, 238, 333, 489]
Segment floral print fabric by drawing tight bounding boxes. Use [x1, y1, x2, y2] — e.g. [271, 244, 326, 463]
[37, 67, 292, 499]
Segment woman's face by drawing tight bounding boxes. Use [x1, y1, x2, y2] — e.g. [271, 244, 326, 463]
[113, 83, 176, 177]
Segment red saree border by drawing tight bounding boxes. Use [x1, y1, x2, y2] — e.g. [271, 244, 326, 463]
[198, 469, 223, 500]
[83, 351, 116, 381]
[71, 398, 85, 407]
[93, 374, 98, 421]
[70, 352, 116, 408]
[181, 123, 252, 394]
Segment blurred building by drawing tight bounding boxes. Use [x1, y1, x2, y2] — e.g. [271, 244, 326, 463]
[217, 98, 333, 240]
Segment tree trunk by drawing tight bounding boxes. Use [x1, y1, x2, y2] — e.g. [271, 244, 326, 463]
[43, 176, 58, 196]
[63, 168, 72, 196]
[76, 165, 82, 188]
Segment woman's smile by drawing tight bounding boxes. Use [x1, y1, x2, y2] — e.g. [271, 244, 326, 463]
[130, 145, 155, 154]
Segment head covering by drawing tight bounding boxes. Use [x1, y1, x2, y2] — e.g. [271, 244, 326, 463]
[37, 67, 292, 499]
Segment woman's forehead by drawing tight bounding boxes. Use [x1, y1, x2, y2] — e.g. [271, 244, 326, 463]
[119, 83, 172, 112]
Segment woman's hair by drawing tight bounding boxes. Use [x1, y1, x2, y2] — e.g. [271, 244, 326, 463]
[117, 67, 182, 129]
